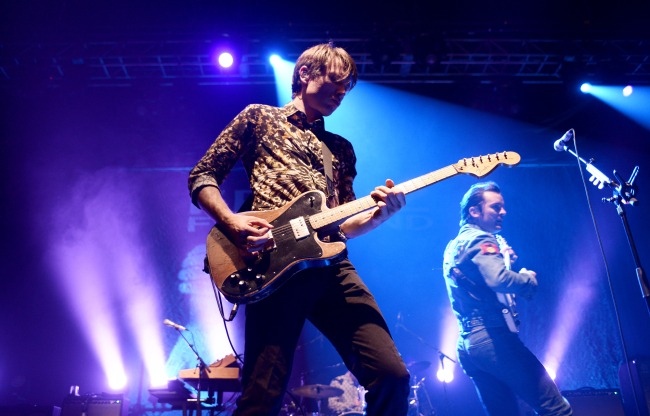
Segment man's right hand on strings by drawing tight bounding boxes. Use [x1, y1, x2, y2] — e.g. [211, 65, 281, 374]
[222, 213, 273, 256]
[197, 186, 273, 256]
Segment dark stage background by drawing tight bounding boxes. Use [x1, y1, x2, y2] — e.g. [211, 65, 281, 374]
[1, 1, 650, 416]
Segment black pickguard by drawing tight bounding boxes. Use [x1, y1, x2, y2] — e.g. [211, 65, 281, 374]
[220, 191, 347, 303]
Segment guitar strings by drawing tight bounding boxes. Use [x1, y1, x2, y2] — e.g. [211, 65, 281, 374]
[260, 165, 460, 242]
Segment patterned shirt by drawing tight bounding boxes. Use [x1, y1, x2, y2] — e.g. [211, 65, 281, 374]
[188, 102, 357, 211]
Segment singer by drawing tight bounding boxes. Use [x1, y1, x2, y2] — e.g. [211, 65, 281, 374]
[442, 182, 572, 416]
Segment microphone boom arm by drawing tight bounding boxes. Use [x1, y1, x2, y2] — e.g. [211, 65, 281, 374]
[558, 145, 619, 190]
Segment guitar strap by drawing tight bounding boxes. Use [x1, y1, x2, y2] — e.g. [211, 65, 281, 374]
[320, 138, 337, 207]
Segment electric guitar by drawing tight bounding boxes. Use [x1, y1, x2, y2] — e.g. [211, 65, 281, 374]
[494, 235, 520, 333]
[206, 151, 521, 304]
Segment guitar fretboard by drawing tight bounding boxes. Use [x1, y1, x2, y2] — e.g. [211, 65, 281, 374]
[309, 165, 459, 230]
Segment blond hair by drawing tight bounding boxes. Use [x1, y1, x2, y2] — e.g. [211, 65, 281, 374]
[291, 42, 358, 98]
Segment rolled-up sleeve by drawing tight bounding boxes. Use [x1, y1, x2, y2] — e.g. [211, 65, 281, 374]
[188, 105, 256, 208]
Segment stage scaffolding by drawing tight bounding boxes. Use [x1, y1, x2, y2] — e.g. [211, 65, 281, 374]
[1, 35, 648, 86]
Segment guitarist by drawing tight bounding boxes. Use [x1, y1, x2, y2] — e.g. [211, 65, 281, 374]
[188, 43, 410, 416]
[442, 182, 571, 416]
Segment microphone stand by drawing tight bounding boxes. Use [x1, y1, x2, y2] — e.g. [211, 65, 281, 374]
[558, 140, 647, 416]
[603, 167, 649, 316]
[396, 322, 456, 416]
[557, 143, 648, 317]
[175, 328, 212, 416]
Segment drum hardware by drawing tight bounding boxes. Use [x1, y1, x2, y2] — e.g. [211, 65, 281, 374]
[398, 318, 455, 416]
[292, 384, 344, 399]
[409, 375, 436, 416]
[292, 384, 344, 416]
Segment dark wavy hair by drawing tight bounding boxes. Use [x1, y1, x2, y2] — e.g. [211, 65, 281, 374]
[291, 42, 358, 99]
[459, 181, 501, 226]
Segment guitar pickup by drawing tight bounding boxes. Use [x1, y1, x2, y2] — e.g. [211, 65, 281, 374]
[290, 217, 310, 240]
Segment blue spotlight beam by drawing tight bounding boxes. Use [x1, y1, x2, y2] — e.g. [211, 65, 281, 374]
[269, 56, 294, 107]
[585, 85, 650, 131]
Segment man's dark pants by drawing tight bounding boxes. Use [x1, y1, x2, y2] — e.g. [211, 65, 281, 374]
[458, 326, 572, 416]
[233, 259, 410, 416]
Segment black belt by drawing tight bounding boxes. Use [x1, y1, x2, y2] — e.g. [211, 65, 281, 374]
[461, 315, 507, 330]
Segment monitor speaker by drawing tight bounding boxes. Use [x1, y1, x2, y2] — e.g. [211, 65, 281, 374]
[561, 389, 625, 416]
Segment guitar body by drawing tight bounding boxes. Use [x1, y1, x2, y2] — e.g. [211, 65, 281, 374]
[206, 190, 347, 304]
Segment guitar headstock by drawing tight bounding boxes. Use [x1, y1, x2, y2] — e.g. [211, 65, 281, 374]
[453, 151, 521, 178]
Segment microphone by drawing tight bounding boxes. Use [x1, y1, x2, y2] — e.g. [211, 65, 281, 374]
[163, 319, 188, 331]
[553, 129, 574, 152]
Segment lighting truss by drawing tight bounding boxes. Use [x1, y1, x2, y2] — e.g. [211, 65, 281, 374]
[1, 37, 648, 85]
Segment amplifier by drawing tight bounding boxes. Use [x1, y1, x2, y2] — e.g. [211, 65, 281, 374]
[561, 389, 625, 416]
[87, 396, 129, 416]
[60, 395, 85, 416]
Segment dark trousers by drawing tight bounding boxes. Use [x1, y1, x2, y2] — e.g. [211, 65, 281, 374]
[457, 326, 572, 416]
[232, 259, 410, 416]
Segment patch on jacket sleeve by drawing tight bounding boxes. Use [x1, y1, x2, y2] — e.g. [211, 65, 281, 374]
[480, 242, 500, 255]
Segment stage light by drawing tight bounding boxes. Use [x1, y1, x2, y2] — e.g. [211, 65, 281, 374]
[583, 85, 650, 130]
[218, 53, 233, 68]
[108, 371, 128, 390]
[436, 367, 454, 383]
[545, 366, 557, 381]
[269, 55, 281, 66]
[580, 83, 592, 93]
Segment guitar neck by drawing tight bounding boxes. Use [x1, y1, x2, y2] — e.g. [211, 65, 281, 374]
[495, 235, 511, 271]
[308, 165, 459, 230]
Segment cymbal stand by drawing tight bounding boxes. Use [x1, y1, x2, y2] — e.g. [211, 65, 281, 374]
[420, 378, 435, 416]
[397, 323, 456, 416]
[410, 376, 435, 416]
[439, 352, 450, 416]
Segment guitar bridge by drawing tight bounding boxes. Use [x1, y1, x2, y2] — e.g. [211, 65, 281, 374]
[289, 217, 310, 240]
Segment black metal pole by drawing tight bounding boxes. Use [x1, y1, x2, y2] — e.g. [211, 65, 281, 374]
[616, 203, 650, 317]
